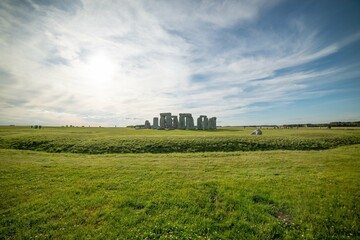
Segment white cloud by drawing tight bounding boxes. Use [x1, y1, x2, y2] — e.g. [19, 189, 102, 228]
[0, 0, 359, 126]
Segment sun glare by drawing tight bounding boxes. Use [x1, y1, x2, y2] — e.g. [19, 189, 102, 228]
[86, 53, 114, 85]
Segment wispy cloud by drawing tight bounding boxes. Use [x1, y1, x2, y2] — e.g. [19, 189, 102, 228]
[0, 0, 359, 126]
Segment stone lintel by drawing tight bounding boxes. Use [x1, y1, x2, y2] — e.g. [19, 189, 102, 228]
[179, 113, 192, 117]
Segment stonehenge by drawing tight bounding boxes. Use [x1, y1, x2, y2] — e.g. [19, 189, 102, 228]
[152, 117, 159, 129]
[144, 120, 151, 129]
[172, 116, 179, 129]
[179, 113, 195, 130]
[197, 116, 217, 130]
[145, 113, 216, 130]
[208, 117, 217, 130]
[159, 112, 172, 129]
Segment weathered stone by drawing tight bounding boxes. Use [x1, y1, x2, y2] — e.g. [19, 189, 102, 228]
[149, 113, 216, 131]
[187, 116, 195, 129]
[144, 120, 151, 129]
[203, 116, 208, 130]
[152, 117, 159, 129]
[160, 113, 172, 129]
[159, 115, 165, 129]
[179, 113, 192, 130]
[165, 115, 172, 129]
[208, 117, 217, 129]
[197, 117, 202, 130]
[179, 114, 186, 130]
[251, 129, 262, 135]
[197, 115, 210, 130]
[172, 116, 178, 129]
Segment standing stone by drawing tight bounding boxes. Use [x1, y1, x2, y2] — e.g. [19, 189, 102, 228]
[179, 115, 184, 129]
[152, 113, 216, 130]
[191, 116, 195, 129]
[203, 116, 208, 130]
[208, 117, 217, 129]
[160, 113, 172, 129]
[172, 116, 179, 129]
[198, 115, 207, 130]
[179, 113, 193, 130]
[152, 117, 159, 129]
[165, 114, 172, 129]
[144, 120, 151, 129]
[187, 116, 195, 129]
[179, 113, 186, 130]
[160, 115, 165, 129]
[197, 117, 202, 130]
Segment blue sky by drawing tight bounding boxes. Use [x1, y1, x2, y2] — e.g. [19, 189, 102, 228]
[0, 0, 359, 126]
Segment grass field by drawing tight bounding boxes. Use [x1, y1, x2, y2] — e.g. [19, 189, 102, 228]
[1, 126, 360, 154]
[0, 127, 359, 239]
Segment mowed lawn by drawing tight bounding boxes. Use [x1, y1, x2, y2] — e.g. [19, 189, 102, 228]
[1, 145, 359, 239]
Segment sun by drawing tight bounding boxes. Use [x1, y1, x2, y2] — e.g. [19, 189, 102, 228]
[85, 52, 114, 85]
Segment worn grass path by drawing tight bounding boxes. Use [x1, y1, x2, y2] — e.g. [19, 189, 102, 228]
[1, 145, 359, 239]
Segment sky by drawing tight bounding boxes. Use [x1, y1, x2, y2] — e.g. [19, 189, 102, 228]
[0, 0, 360, 127]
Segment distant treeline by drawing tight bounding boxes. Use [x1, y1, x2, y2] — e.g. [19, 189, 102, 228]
[329, 121, 360, 127]
[220, 121, 360, 128]
[283, 122, 360, 128]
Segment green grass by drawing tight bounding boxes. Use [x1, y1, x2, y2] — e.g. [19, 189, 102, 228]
[1, 144, 359, 239]
[1, 127, 360, 153]
[1, 127, 359, 239]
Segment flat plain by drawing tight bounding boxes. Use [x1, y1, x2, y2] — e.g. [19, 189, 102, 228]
[0, 127, 359, 239]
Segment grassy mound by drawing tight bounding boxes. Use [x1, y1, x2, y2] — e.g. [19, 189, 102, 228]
[1, 127, 360, 154]
[2, 135, 360, 154]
